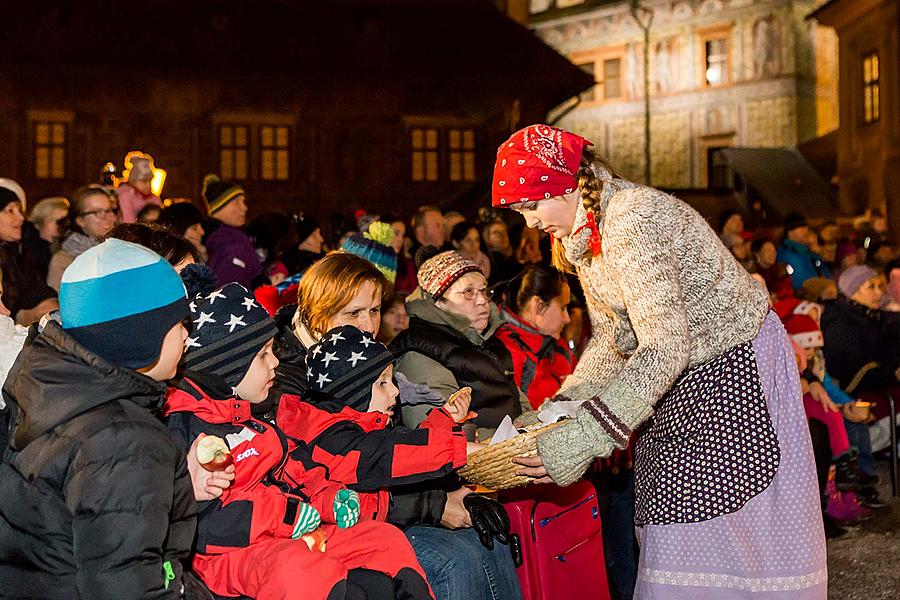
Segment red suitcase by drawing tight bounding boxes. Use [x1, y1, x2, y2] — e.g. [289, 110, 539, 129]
[502, 481, 611, 600]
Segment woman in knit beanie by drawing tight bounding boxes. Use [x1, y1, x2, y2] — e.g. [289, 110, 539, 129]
[491, 124, 825, 599]
[201, 174, 264, 289]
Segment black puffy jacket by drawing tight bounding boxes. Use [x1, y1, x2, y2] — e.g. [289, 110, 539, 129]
[0, 321, 196, 599]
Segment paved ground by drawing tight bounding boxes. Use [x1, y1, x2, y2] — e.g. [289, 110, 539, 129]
[827, 462, 900, 599]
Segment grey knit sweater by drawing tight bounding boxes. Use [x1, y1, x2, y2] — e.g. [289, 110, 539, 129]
[536, 170, 770, 486]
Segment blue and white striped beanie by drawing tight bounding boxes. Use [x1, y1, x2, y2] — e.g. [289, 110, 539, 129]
[60, 239, 190, 369]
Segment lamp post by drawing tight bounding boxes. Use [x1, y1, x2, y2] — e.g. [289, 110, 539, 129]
[630, 1, 653, 186]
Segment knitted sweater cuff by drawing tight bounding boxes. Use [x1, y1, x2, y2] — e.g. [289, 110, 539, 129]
[537, 412, 615, 487]
[582, 381, 654, 447]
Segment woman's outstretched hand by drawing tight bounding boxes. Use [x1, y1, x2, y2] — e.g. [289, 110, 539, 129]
[513, 454, 553, 484]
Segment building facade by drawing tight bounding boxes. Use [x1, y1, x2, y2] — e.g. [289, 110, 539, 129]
[810, 0, 900, 230]
[529, 0, 839, 190]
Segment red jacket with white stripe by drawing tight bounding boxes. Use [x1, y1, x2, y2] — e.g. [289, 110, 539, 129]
[163, 377, 378, 555]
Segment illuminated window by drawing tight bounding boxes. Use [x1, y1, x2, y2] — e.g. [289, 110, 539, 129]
[260, 125, 290, 181]
[863, 52, 880, 124]
[219, 125, 249, 180]
[704, 37, 729, 87]
[577, 62, 596, 102]
[603, 58, 622, 99]
[34, 121, 66, 179]
[411, 127, 439, 181]
[448, 129, 476, 182]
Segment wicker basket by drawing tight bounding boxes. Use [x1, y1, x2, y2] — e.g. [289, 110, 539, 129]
[458, 421, 566, 490]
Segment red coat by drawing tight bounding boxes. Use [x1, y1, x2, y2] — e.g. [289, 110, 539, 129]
[496, 309, 576, 410]
[277, 396, 467, 522]
[163, 378, 379, 555]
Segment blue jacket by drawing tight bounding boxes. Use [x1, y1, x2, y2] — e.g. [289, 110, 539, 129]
[777, 240, 831, 290]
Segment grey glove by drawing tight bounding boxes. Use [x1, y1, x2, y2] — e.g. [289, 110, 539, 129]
[395, 372, 444, 406]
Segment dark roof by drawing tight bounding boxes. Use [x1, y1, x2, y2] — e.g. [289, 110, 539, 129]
[0, 0, 593, 108]
[720, 148, 837, 220]
[529, 0, 624, 24]
[798, 130, 838, 184]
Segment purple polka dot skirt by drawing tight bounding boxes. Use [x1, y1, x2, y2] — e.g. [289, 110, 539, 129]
[633, 312, 827, 599]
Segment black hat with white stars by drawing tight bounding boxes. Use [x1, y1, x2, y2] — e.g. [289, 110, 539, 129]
[182, 283, 277, 387]
[306, 325, 395, 412]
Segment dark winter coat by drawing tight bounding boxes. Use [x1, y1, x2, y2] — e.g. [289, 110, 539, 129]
[203, 220, 264, 289]
[0, 321, 195, 599]
[268, 304, 310, 404]
[821, 298, 898, 393]
[391, 288, 523, 429]
[164, 375, 361, 555]
[496, 308, 576, 410]
[0, 234, 57, 320]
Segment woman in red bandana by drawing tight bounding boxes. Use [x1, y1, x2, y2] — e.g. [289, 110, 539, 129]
[494, 125, 826, 599]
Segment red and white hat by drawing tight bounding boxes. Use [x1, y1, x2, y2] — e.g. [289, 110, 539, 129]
[783, 314, 824, 350]
[492, 125, 592, 208]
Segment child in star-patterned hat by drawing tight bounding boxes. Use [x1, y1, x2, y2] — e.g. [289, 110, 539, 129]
[164, 284, 435, 599]
[280, 325, 475, 509]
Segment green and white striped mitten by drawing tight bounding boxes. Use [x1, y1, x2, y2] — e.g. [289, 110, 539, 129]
[333, 489, 360, 529]
[290, 503, 322, 538]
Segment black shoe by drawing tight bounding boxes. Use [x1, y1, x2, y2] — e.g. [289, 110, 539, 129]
[858, 487, 889, 508]
[834, 452, 859, 491]
[823, 514, 848, 539]
[858, 472, 880, 487]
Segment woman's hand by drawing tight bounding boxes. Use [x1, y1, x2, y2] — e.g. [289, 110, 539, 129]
[440, 487, 474, 529]
[187, 433, 236, 501]
[512, 454, 553, 485]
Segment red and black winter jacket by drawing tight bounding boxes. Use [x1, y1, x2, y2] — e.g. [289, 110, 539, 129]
[163, 376, 377, 555]
[495, 309, 576, 410]
[277, 395, 467, 522]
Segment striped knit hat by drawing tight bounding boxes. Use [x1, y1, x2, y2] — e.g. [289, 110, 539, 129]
[60, 239, 189, 368]
[183, 283, 277, 387]
[415, 247, 482, 300]
[306, 325, 395, 412]
[341, 222, 397, 282]
[202, 174, 245, 215]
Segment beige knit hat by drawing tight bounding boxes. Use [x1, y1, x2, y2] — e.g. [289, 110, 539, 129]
[416, 247, 482, 299]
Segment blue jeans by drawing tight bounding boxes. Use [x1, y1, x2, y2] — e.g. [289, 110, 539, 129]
[405, 526, 522, 600]
[845, 418, 875, 476]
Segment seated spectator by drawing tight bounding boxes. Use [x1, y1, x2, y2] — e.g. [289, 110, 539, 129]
[496, 264, 575, 410]
[272, 252, 523, 600]
[165, 283, 432, 600]
[482, 219, 520, 285]
[391, 248, 525, 431]
[379, 293, 409, 345]
[342, 221, 398, 284]
[26, 196, 69, 279]
[821, 265, 896, 394]
[281, 215, 325, 276]
[442, 210, 465, 242]
[117, 152, 161, 224]
[796, 277, 838, 304]
[201, 174, 263, 289]
[0, 185, 58, 325]
[136, 203, 161, 223]
[386, 215, 418, 295]
[48, 186, 117, 291]
[752, 238, 793, 301]
[723, 230, 754, 272]
[451, 221, 491, 279]
[718, 208, 744, 240]
[778, 213, 831, 290]
[0, 239, 194, 597]
[410, 206, 447, 256]
[106, 222, 200, 273]
[246, 210, 299, 285]
[158, 201, 207, 261]
[515, 226, 544, 265]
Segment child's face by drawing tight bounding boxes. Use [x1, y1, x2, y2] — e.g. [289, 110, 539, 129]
[804, 347, 816, 361]
[235, 339, 279, 402]
[140, 322, 188, 381]
[368, 364, 399, 417]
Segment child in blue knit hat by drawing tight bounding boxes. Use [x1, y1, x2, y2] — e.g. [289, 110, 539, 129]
[0, 239, 196, 597]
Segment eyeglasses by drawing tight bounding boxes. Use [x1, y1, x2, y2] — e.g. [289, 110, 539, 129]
[79, 208, 117, 218]
[453, 287, 492, 301]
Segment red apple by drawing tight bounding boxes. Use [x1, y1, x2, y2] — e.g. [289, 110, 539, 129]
[196, 435, 234, 471]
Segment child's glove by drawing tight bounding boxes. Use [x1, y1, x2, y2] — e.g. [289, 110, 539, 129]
[396, 372, 444, 406]
[290, 503, 322, 539]
[333, 489, 361, 529]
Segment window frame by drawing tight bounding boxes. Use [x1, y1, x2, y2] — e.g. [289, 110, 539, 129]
[259, 124, 291, 181]
[698, 25, 732, 89]
[570, 46, 627, 105]
[218, 124, 251, 181]
[28, 110, 73, 181]
[211, 114, 296, 182]
[862, 51, 880, 125]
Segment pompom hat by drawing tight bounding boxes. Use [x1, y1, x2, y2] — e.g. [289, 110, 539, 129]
[341, 222, 397, 283]
[416, 247, 482, 300]
[202, 174, 245, 215]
